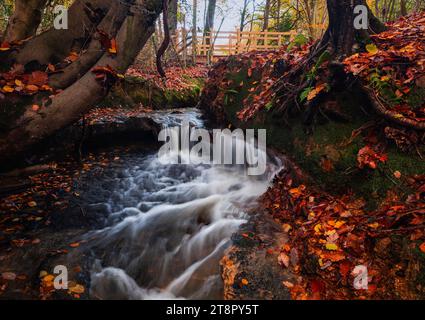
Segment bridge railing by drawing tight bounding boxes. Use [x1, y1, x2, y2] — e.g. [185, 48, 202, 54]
[171, 26, 326, 63]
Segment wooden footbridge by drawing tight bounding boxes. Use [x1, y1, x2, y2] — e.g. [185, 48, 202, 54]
[171, 26, 326, 63]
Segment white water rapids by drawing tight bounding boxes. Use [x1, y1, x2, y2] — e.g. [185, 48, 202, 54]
[77, 109, 282, 299]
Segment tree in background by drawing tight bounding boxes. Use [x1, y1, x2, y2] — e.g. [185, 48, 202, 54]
[204, 0, 217, 44]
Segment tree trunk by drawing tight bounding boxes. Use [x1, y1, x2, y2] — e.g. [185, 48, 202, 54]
[192, 0, 197, 63]
[240, 0, 249, 31]
[318, 0, 386, 58]
[0, 0, 163, 163]
[3, 0, 48, 43]
[262, 0, 271, 31]
[168, 0, 178, 34]
[48, 0, 131, 89]
[204, 0, 217, 45]
[8, 0, 114, 67]
[400, 0, 408, 16]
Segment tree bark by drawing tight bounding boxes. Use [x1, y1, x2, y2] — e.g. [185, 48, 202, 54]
[192, 0, 197, 63]
[240, 0, 249, 31]
[318, 0, 386, 58]
[168, 0, 178, 34]
[204, 0, 217, 32]
[9, 0, 114, 67]
[0, 0, 163, 163]
[262, 0, 271, 31]
[400, 0, 408, 16]
[49, 0, 131, 89]
[3, 0, 48, 43]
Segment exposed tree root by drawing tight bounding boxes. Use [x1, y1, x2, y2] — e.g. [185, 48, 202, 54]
[364, 87, 425, 131]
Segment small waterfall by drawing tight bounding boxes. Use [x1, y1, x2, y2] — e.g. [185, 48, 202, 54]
[74, 108, 282, 299]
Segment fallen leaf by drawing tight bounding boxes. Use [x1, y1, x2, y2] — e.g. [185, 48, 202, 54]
[2, 85, 14, 93]
[419, 242, 425, 253]
[325, 243, 338, 251]
[366, 43, 379, 55]
[28, 201, 37, 207]
[394, 171, 402, 179]
[1, 272, 16, 281]
[68, 284, 85, 294]
[278, 252, 290, 267]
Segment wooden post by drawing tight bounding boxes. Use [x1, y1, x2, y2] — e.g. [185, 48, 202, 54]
[290, 30, 296, 42]
[236, 29, 241, 54]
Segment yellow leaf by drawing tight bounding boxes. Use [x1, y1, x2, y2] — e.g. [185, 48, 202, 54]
[366, 43, 379, 55]
[314, 224, 322, 234]
[15, 79, 23, 86]
[334, 221, 346, 229]
[325, 243, 338, 251]
[368, 222, 379, 229]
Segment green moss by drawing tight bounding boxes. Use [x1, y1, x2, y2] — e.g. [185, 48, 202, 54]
[99, 76, 203, 109]
[212, 60, 424, 208]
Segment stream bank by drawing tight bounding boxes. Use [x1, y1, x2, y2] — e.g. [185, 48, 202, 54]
[199, 52, 425, 299]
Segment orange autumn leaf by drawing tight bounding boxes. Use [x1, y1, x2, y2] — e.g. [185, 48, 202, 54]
[28, 71, 48, 86]
[2, 85, 14, 93]
[307, 83, 327, 101]
[0, 41, 10, 51]
[26, 84, 39, 92]
[108, 38, 117, 54]
[66, 51, 79, 62]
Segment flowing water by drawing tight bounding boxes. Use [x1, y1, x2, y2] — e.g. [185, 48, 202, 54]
[73, 108, 282, 300]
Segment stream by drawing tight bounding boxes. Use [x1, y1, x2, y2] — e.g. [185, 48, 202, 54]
[66, 108, 283, 300]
